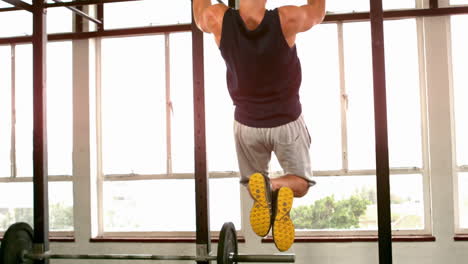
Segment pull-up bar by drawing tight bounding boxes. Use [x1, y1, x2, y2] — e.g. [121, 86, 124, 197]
[51, 0, 102, 25]
[0, 0, 140, 24]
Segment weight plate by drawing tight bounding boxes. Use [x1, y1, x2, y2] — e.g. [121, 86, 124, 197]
[217, 222, 238, 264]
[0, 223, 33, 264]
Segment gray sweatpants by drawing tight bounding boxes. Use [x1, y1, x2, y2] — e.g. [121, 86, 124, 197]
[234, 115, 315, 187]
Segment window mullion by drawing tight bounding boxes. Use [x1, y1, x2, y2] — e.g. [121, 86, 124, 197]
[338, 22, 349, 172]
[10, 44, 16, 179]
[96, 37, 105, 235]
[165, 33, 172, 176]
[416, 17, 432, 234]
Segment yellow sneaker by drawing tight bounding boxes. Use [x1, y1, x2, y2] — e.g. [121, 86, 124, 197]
[247, 173, 273, 237]
[272, 187, 295, 252]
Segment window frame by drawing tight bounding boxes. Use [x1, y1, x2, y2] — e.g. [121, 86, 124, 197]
[95, 20, 432, 238]
[449, 15, 468, 234]
[0, 41, 74, 236]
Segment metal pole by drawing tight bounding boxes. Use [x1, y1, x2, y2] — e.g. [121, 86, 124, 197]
[191, 1, 211, 264]
[24, 252, 295, 263]
[232, 254, 296, 263]
[44, 254, 211, 261]
[32, 0, 49, 264]
[369, 0, 392, 263]
[51, 0, 102, 24]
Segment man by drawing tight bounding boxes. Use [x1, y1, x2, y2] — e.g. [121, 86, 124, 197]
[193, 0, 326, 251]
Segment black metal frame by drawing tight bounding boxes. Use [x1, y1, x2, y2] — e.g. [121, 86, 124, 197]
[369, 0, 392, 263]
[191, 10, 210, 264]
[31, 1, 48, 263]
[2, 5, 468, 45]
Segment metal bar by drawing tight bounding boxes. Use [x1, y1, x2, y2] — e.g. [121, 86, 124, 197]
[369, 0, 392, 263]
[25, 253, 215, 261]
[101, 167, 422, 181]
[0, 176, 73, 183]
[4, 5, 468, 44]
[10, 44, 17, 178]
[0, 24, 191, 45]
[1, 0, 32, 11]
[232, 254, 296, 263]
[0, 6, 20, 12]
[191, 1, 210, 263]
[51, 0, 102, 24]
[95, 36, 105, 236]
[97, 2, 104, 31]
[45, 0, 140, 8]
[322, 6, 468, 23]
[74, 5, 84, 33]
[31, 0, 50, 263]
[337, 22, 349, 172]
[165, 33, 173, 175]
[25, 252, 295, 262]
[416, 16, 433, 235]
[1, 4, 468, 18]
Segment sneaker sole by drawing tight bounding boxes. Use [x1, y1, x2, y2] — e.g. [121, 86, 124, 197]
[248, 173, 271, 237]
[273, 187, 295, 252]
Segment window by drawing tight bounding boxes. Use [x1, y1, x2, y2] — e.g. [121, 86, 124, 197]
[0, 46, 11, 179]
[451, 15, 468, 231]
[0, 42, 73, 232]
[271, 19, 427, 234]
[204, 35, 238, 172]
[450, 0, 468, 5]
[104, 0, 191, 29]
[101, 36, 166, 175]
[0, 2, 72, 37]
[98, 33, 241, 234]
[0, 10, 31, 38]
[266, 0, 417, 14]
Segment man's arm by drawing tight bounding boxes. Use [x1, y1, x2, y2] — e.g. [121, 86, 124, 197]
[278, 0, 326, 42]
[193, 0, 228, 35]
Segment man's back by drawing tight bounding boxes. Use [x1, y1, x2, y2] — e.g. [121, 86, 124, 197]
[219, 8, 302, 127]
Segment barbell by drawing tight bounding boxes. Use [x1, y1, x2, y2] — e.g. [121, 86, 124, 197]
[0, 222, 295, 264]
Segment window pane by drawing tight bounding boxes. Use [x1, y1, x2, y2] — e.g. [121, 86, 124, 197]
[15, 44, 33, 177]
[451, 15, 468, 166]
[0, 11, 32, 38]
[297, 24, 342, 171]
[104, 0, 191, 29]
[204, 35, 238, 172]
[47, 42, 72, 175]
[384, 19, 422, 168]
[14, 43, 72, 177]
[451, 0, 468, 5]
[458, 173, 468, 228]
[103, 178, 241, 232]
[292, 174, 424, 231]
[170, 33, 194, 174]
[0, 47, 11, 178]
[47, 7, 73, 34]
[0, 182, 74, 231]
[344, 21, 422, 170]
[266, 0, 415, 14]
[343, 22, 375, 170]
[101, 36, 166, 174]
